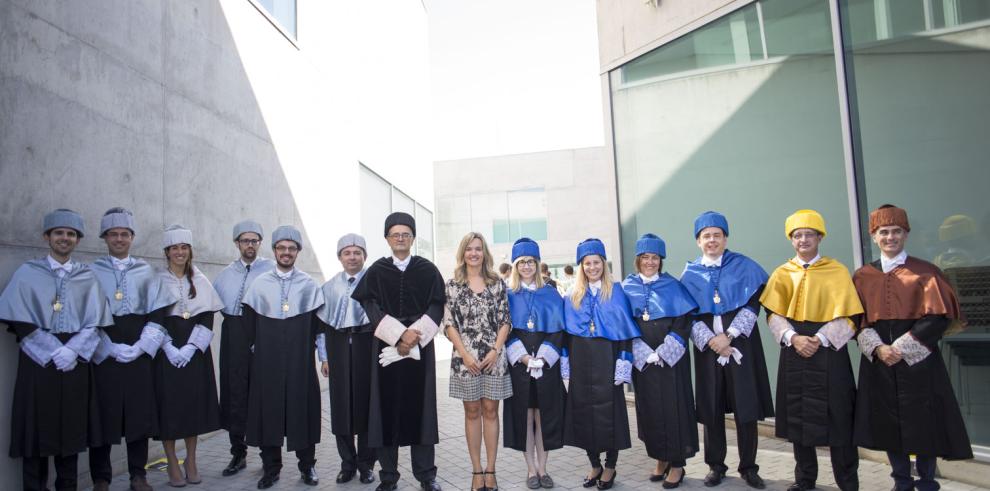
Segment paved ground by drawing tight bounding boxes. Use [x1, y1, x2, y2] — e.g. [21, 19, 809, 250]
[98, 364, 986, 491]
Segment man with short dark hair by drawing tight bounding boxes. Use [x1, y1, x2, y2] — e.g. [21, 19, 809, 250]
[242, 225, 325, 489]
[0, 209, 113, 491]
[352, 212, 446, 491]
[213, 220, 275, 476]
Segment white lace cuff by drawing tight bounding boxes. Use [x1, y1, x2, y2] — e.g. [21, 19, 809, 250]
[728, 308, 757, 337]
[91, 330, 115, 365]
[136, 324, 166, 356]
[691, 321, 714, 351]
[506, 338, 527, 365]
[22, 329, 64, 367]
[411, 314, 440, 346]
[658, 333, 687, 366]
[316, 333, 327, 362]
[560, 355, 570, 380]
[536, 342, 560, 367]
[614, 357, 633, 385]
[768, 314, 795, 345]
[632, 337, 654, 371]
[821, 318, 855, 349]
[375, 315, 407, 346]
[64, 327, 100, 361]
[892, 332, 931, 366]
[857, 328, 883, 361]
[188, 324, 213, 352]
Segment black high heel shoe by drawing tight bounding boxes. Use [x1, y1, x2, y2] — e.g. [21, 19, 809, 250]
[582, 468, 603, 488]
[597, 469, 617, 490]
[471, 471, 487, 491]
[485, 470, 498, 491]
[662, 467, 685, 489]
[650, 463, 671, 482]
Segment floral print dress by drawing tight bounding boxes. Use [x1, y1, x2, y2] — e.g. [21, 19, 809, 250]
[444, 279, 513, 401]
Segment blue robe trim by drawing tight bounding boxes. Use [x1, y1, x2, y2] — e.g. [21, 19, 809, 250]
[680, 250, 768, 315]
[91, 257, 178, 316]
[621, 272, 698, 320]
[213, 258, 276, 316]
[0, 259, 113, 334]
[508, 285, 565, 334]
[241, 269, 324, 319]
[563, 283, 641, 341]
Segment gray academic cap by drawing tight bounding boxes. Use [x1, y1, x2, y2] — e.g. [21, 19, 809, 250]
[384, 212, 416, 237]
[44, 208, 85, 237]
[337, 233, 367, 256]
[271, 225, 303, 250]
[162, 224, 193, 249]
[100, 207, 136, 237]
[232, 220, 264, 241]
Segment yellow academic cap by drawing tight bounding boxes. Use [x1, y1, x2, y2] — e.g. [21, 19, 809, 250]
[785, 209, 826, 239]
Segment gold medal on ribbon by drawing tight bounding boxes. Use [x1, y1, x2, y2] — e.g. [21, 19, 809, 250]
[182, 311, 191, 319]
[527, 319, 535, 330]
[713, 290, 721, 304]
[52, 298, 63, 312]
[589, 320, 596, 333]
[114, 290, 124, 301]
[642, 311, 650, 321]
[282, 302, 290, 313]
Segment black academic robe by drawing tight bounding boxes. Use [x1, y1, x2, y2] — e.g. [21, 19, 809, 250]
[563, 335, 632, 453]
[243, 306, 322, 451]
[693, 291, 775, 426]
[219, 313, 252, 435]
[775, 320, 856, 447]
[855, 315, 972, 460]
[503, 329, 566, 452]
[7, 325, 102, 458]
[632, 316, 698, 462]
[154, 312, 221, 440]
[322, 320, 374, 436]
[93, 310, 167, 445]
[351, 256, 445, 448]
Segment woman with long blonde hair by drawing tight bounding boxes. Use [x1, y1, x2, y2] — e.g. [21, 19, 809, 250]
[560, 239, 640, 490]
[502, 238, 566, 489]
[443, 232, 512, 491]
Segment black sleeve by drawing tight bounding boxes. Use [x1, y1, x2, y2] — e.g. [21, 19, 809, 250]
[672, 314, 692, 344]
[361, 299, 385, 328]
[194, 311, 216, 329]
[147, 305, 169, 327]
[910, 315, 949, 349]
[6, 321, 38, 341]
[312, 315, 325, 343]
[743, 287, 764, 315]
[243, 305, 258, 348]
[425, 300, 444, 326]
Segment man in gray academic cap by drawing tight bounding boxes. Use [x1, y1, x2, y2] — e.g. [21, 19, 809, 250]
[212, 219, 275, 476]
[317, 233, 377, 484]
[0, 209, 113, 491]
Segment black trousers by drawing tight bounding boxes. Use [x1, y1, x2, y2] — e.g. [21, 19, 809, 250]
[585, 450, 619, 469]
[888, 452, 939, 491]
[89, 440, 149, 482]
[23, 455, 77, 491]
[792, 443, 859, 490]
[704, 418, 758, 474]
[229, 433, 247, 458]
[377, 445, 436, 484]
[337, 433, 376, 472]
[259, 445, 316, 475]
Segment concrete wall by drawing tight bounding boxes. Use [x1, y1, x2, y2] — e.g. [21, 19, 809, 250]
[0, 0, 431, 487]
[433, 147, 619, 280]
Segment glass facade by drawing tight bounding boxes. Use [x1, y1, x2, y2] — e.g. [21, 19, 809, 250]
[256, 0, 297, 38]
[359, 164, 435, 262]
[610, 0, 989, 450]
[437, 188, 549, 246]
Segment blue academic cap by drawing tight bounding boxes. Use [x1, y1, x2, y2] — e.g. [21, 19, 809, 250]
[44, 208, 85, 237]
[635, 233, 666, 258]
[694, 211, 729, 238]
[576, 238, 606, 264]
[511, 237, 541, 262]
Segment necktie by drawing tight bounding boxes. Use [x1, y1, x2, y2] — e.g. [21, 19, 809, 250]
[803, 263, 809, 269]
[348, 277, 355, 285]
[246, 263, 251, 272]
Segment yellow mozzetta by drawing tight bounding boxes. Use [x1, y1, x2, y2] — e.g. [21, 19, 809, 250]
[760, 257, 863, 324]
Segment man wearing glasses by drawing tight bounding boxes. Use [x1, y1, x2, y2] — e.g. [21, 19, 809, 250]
[352, 212, 446, 491]
[213, 220, 275, 477]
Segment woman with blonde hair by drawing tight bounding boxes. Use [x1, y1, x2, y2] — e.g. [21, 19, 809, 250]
[503, 238, 566, 489]
[444, 232, 512, 491]
[561, 239, 640, 490]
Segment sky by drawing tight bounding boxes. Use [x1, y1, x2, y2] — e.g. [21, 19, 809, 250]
[426, 0, 605, 162]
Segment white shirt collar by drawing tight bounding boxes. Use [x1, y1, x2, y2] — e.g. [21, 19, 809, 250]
[701, 254, 723, 267]
[110, 255, 132, 270]
[392, 255, 411, 272]
[521, 281, 537, 291]
[240, 258, 257, 269]
[880, 250, 908, 273]
[47, 255, 74, 275]
[589, 280, 602, 294]
[794, 254, 822, 268]
[639, 273, 659, 283]
[275, 267, 294, 279]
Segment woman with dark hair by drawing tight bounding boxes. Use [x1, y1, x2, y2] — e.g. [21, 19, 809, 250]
[444, 232, 512, 491]
[156, 225, 224, 487]
[503, 238, 565, 489]
[621, 234, 699, 488]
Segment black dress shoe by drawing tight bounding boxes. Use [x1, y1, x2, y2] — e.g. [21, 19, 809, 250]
[421, 478, 442, 491]
[786, 482, 815, 491]
[662, 467, 686, 489]
[337, 469, 357, 483]
[582, 468, 603, 488]
[376, 482, 397, 491]
[741, 470, 765, 489]
[301, 467, 320, 486]
[649, 463, 670, 482]
[704, 469, 725, 487]
[223, 455, 247, 476]
[360, 469, 376, 484]
[257, 473, 280, 489]
[596, 469, 616, 490]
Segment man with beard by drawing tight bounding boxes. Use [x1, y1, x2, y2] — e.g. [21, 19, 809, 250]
[0, 209, 113, 491]
[242, 225, 325, 489]
[351, 212, 446, 491]
[88, 207, 178, 491]
[318, 233, 377, 484]
[212, 220, 275, 476]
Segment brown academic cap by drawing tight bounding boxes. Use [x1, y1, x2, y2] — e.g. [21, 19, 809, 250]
[869, 205, 910, 234]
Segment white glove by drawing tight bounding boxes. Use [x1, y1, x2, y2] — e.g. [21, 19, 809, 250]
[178, 344, 198, 366]
[114, 343, 142, 363]
[163, 344, 185, 368]
[52, 346, 78, 371]
[527, 358, 545, 379]
[379, 346, 402, 366]
[645, 352, 662, 366]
